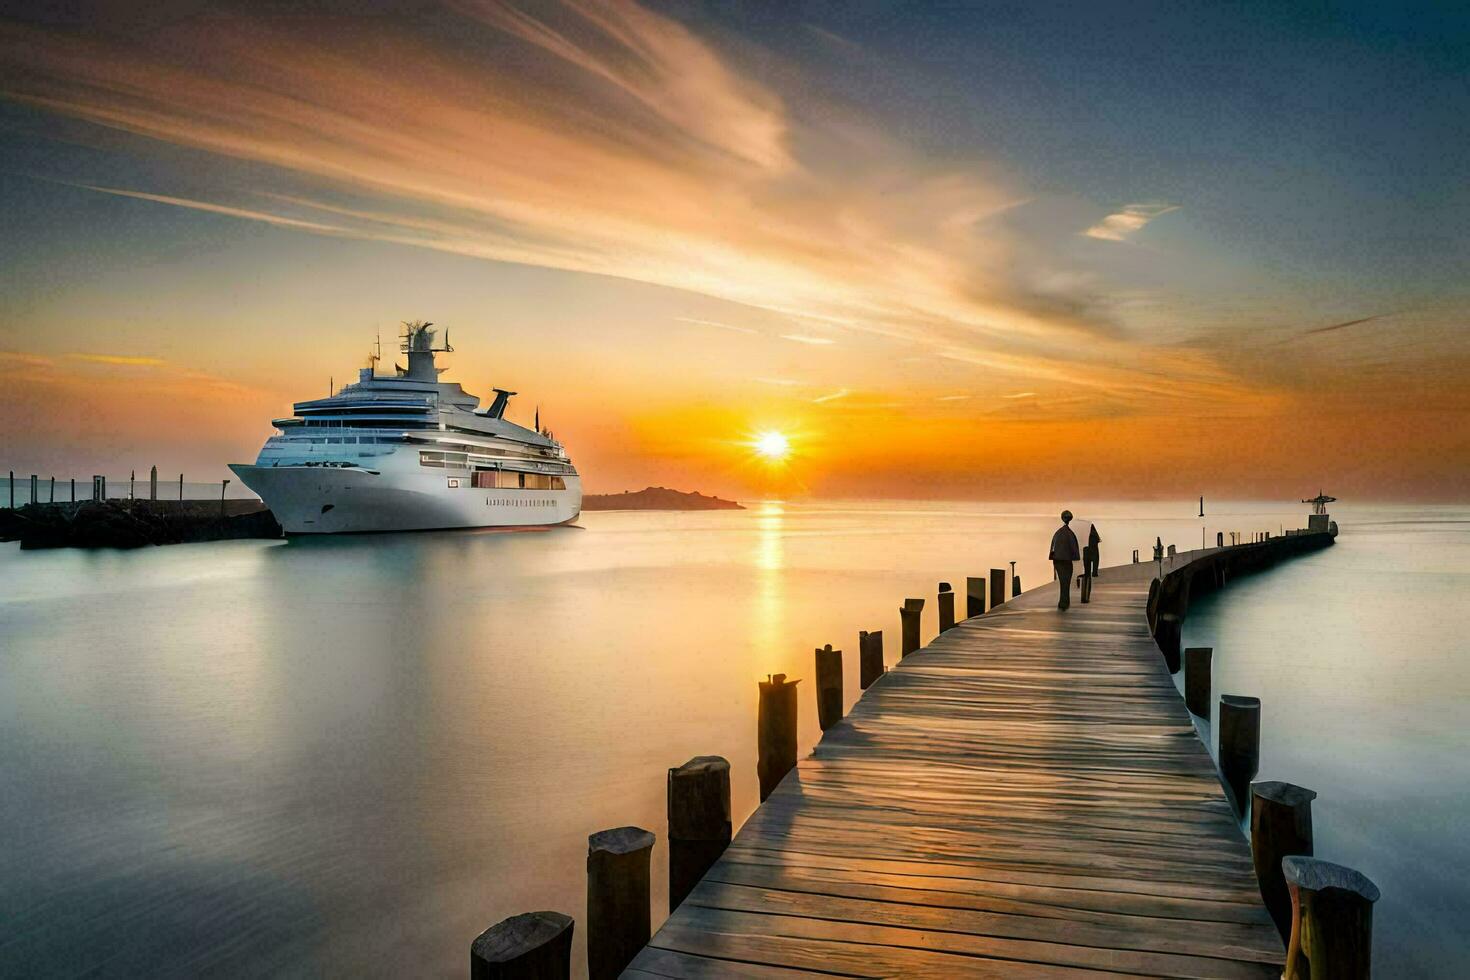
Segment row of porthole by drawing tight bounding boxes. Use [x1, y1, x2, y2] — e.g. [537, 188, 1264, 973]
[484, 497, 557, 507]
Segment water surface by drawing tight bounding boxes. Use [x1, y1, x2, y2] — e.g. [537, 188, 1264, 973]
[2, 500, 1461, 977]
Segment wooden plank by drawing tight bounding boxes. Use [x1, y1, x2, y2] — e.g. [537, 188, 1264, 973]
[627, 548, 1285, 977]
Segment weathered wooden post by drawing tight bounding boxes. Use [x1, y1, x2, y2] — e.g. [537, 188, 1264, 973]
[30, 474, 37, 505]
[179, 473, 184, 501]
[899, 598, 924, 657]
[1012, 575, 1022, 596]
[1218, 694, 1261, 816]
[48, 476, 55, 503]
[858, 630, 884, 689]
[470, 910, 573, 979]
[757, 674, 798, 802]
[1252, 781, 1316, 941]
[70, 478, 75, 502]
[937, 582, 955, 632]
[1079, 565, 1092, 604]
[129, 469, 135, 500]
[988, 568, 1006, 610]
[7, 471, 12, 509]
[1184, 647, 1212, 718]
[1154, 612, 1182, 673]
[1133, 548, 1139, 563]
[586, 826, 654, 980]
[1282, 856, 1379, 980]
[1167, 544, 1177, 557]
[149, 465, 158, 501]
[1217, 531, 1224, 547]
[965, 577, 985, 618]
[814, 644, 842, 731]
[668, 756, 731, 912]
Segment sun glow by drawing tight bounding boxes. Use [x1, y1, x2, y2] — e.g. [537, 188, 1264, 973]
[752, 431, 791, 461]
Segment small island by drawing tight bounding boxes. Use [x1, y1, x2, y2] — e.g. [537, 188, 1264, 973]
[581, 486, 744, 511]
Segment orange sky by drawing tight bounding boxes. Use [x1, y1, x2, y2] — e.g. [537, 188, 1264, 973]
[1, 1, 1466, 501]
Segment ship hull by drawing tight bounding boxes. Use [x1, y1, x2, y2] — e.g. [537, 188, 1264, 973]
[230, 463, 582, 534]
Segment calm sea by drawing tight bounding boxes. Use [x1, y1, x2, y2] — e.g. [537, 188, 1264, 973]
[1, 500, 1464, 977]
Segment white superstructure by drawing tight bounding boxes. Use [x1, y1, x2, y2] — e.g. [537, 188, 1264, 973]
[230, 322, 581, 534]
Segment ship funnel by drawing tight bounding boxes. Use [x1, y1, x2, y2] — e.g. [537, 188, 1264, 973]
[487, 388, 516, 419]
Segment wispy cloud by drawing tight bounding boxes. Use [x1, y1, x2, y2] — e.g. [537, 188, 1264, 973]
[0, 2, 1259, 418]
[1001, 391, 1036, 399]
[674, 316, 758, 334]
[936, 394, 971, 401]
[1084, 203, 1179, 242]
[812, 388, 850, 403]
[68, 353, 168, 367]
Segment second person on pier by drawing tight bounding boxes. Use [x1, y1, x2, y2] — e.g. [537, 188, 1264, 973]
[1050, 510, 1081, 610]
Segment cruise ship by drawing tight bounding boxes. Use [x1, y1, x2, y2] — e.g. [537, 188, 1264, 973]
[230, 322, 581, 534]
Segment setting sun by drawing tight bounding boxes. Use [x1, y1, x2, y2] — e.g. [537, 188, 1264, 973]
[752, 431, 791, 461]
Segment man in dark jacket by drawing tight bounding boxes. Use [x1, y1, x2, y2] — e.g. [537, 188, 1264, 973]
[1050, 510, 1081, 610]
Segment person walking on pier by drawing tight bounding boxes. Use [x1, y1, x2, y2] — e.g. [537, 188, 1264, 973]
[1050, 510, 1081, 610]
[1084, 522, 1101, 578]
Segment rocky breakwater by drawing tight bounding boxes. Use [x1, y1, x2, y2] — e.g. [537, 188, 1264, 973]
[0, 499, 282, 550]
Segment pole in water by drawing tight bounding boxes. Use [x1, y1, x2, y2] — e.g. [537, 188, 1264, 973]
[989, 568, 1006, 610]
[470, 911, 573, 980]
[814, 644, 843, 731]
[667, 756, 731, 912]
[48, 476, 55, 503]
[858, 630, 884, 689]
[70, 478, 75, 502]
[1282, 856, 1379, 980]
[179, 474, 184, 501]
[1218, 694, 1261, 817]
[30, 474, 37, 505]
[937, 582, 955, 632]
[757, 673, 799, 802]
[149, 465, 157, 501]
[1183, 647, 1212, 718]
[1252, 781, 1316, 942]
[965, 577, 985, 618]
[586, 826, 655, 980]
[8, 470, 12, 509]
[899, 598, 924, 657]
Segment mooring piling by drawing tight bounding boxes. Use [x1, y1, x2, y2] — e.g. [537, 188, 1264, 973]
[30, 474, 37, 505]
[965, 577, 985, 618]
[1252, 780, 1317, 942]
[814, 644, 843, 731]
[989, 568, 1006, 610]
[757, 674, 798, 802]
[937, 582, 955, 632]
[470, 910, 573, 980]
[1218, 694, 1261, 816]
[899, 598, 924, 657]
[1184, 647, 1212, 718]
[149, 465, 158, 501]
[858, 630, 884, 689]
[1282, 856, 1379, 980]
[667, 756, 731, 912]
[586, 826, 654, 980]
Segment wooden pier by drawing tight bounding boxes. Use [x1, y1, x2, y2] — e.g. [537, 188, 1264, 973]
[628, 546, 1291, 977]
